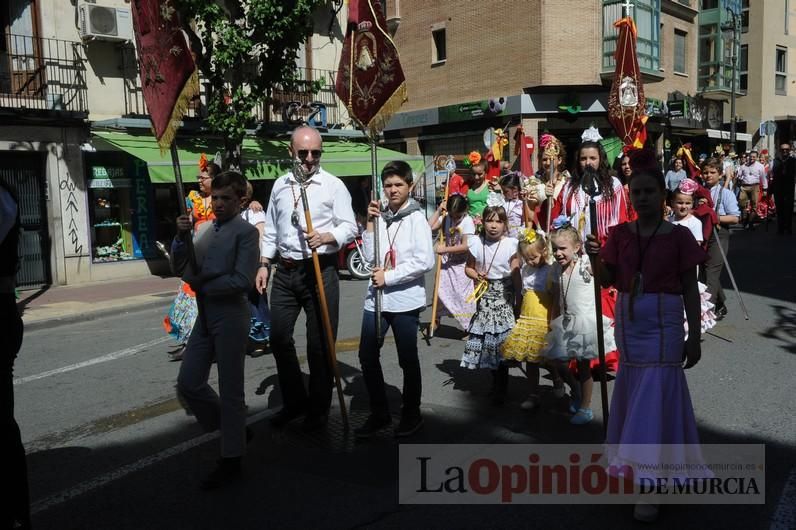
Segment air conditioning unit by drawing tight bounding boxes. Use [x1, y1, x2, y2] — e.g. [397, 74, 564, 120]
[78, 3, 134, 43]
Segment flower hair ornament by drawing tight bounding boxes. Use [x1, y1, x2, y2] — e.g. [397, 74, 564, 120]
[581, 126, 603, 143]
[518, 227, 538, 245]
[198, 153, 209, 173]
[551, 215, 572, 231]
[467, 151, 482, 167]
[678, 178, 699, 196]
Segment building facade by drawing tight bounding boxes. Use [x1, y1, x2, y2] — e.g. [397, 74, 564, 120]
[1, 0, 355, 288]
[383, 0, 755, 174]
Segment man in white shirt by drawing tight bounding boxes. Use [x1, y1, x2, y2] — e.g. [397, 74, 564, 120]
[256, 126, 357, 430]
[735, 150, 767, 228]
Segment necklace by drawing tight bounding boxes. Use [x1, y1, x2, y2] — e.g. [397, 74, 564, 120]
[630, 219, 664, 318]
[383, 220, 404, 270]
[289, 181, 307, 228]
[560, 258, 577, 327]
[465, 237, 503, 303]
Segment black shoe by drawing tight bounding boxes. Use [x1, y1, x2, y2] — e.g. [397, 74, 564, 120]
[394, 412, 424, 438]
[268, 407, 305, 428]
[301, 413, 328, 432]
[354, 413, 392, 439]
[715, 305, 728, 320]
[200, 457, 241, 490]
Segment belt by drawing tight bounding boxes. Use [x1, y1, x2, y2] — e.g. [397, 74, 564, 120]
[279, 253, 336, 270]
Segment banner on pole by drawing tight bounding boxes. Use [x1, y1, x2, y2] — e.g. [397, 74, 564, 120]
[607, 17, 648, 149]
[335, 0, 408, 137]
[130, 0, 199, 151]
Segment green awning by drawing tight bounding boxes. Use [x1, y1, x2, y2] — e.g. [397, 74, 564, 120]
[92, 131, 425, 183]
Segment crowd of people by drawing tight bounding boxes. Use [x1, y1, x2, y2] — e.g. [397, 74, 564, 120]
[149, 125, 794, 522]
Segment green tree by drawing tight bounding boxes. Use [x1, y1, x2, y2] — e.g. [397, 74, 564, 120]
[175, 0, 326, 170]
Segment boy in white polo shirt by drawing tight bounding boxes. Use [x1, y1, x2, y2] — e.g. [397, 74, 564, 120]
[355, 160, 435, 439]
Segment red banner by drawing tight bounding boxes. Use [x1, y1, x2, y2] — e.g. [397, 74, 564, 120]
[130, 0, 198, 150]
[335, 0, 407, 136]
[607, 17, 647, 149]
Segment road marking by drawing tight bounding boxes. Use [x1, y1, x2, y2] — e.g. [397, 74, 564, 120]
[771, 468, 796, 530]
[14, 336, 170, 386]
[30, 409, 271, 515]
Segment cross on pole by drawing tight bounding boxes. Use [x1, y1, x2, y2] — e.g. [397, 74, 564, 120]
[622, 0, 635, 18]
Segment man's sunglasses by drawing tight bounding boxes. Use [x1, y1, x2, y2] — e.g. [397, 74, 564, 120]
[297, 149, 323, 159]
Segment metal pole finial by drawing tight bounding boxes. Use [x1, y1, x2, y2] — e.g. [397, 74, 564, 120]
[622, 0, 635, 18]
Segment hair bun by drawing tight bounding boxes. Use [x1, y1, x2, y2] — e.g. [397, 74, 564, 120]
[627, 148, 658, 173]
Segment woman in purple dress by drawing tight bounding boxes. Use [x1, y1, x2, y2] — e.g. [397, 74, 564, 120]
[588, 165, 707, 522]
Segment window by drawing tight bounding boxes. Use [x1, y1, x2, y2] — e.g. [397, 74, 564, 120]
[674, 30, 687, 74]
[739, 44, 748, 90]
[701, 0, 718, 8]
[602, 0, 660, 73]
[776, 46, 788, 95]
[431, 27, 446, 64]
[741, 0, 749, 33]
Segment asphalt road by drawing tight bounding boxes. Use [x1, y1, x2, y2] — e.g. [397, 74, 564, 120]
[13, 226, 796, 529]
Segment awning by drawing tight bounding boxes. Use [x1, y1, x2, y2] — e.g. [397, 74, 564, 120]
[706, 129, 753, 142]
[91, 131, 425, 183]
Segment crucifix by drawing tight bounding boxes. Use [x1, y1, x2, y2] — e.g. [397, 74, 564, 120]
[622, 0, 635, 18]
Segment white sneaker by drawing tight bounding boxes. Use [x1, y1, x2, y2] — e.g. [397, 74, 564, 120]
[520, 395, 540, 410]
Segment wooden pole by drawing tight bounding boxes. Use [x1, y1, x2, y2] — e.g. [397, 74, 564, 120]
[586, 190, 610, 435]
[428, 162, 453, 338]
[170, 141, 197, 274]
[299, 185, 349, 430]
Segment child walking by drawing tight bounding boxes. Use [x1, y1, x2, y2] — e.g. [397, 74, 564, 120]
[501, 228, 563, 410]
[589, 166, 707, 522]
[428, 194, 476, 332]
[669, 178, 717, 335]
[356, 161, 435, 439]
[461, 206, 520, 405]
[497, 173, 525, 238]
[542, 217, 616, 425]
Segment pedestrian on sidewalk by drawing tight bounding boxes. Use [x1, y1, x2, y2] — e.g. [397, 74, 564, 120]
[1, 177, 31, 529]
[772, 143, 795, 235]
[255, 126, 357, 431]
[355, 161, 435, 439]
[173, 171, 260, 489]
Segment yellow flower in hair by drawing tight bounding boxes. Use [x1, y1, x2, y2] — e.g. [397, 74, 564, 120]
[518, 228, 537, 245]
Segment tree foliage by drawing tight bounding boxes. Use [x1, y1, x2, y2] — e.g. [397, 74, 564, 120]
[174, 0, 326, 169]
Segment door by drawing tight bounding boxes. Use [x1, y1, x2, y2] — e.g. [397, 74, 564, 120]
[0, 152, 50, 289]
[1, 0, 43, 96]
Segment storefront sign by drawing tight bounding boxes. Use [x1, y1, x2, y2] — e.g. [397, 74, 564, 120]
[668, 100, 687, 118]
[92, 166, 126, 179]
[89, 178, 133, 189]
[439, 97, 507, 124]
[645, 97, 667, 118]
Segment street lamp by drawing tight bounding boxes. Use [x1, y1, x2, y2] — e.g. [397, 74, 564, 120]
[721, 7, 741, 148]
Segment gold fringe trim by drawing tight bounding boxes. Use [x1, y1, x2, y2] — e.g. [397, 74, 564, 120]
[365, 80, 407, 136]
[157, 69, 200, 154]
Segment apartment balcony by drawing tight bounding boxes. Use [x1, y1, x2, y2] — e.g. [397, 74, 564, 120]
[122, 61, 343, 129]
[0, 34, 89, 118]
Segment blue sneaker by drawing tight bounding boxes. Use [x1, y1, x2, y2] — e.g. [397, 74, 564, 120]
[570, 408, 594, 425]
[249, 323, 267, 343]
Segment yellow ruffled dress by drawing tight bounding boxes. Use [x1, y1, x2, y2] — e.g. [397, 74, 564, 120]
[501, 266, 552, 363]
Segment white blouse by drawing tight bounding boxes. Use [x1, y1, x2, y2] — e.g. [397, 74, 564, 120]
[467, 236, 518, 280]
[521, 262, 552, 294]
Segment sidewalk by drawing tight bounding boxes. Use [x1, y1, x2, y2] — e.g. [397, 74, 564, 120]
[17, 275, 179, 331]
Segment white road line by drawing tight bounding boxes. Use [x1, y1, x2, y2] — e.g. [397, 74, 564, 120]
[30, 410, 270, 515]
[770, 468, 796, 530]
[14, 336, 171, 386]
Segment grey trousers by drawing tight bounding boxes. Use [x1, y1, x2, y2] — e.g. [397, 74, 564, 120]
[177, 296, 249, 458]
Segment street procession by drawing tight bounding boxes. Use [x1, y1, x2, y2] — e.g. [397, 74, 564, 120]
[3, 0, 795, 528]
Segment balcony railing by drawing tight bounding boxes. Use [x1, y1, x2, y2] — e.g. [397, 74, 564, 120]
[0, 33, 88, 115]
[122, 57, 342, 128]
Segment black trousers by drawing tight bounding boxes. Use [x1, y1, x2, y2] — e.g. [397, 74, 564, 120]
[270, 255, 339, 416]
[2, 292, 30, 529]
[774, 178, 795, 234]
[701, 227, 730, 309]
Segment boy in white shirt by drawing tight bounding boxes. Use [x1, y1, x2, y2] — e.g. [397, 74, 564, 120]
[355, 161, 435, 439]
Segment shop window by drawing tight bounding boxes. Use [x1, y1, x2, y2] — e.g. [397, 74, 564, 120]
[776, 46, 788, 95]
[88, 165, 155, 263]
[602, 0, 660, 74]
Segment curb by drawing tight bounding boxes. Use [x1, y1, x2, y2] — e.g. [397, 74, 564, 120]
[22, 296, 173, 332]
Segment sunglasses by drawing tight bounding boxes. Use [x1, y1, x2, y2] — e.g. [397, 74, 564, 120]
[297, 149, 323, 159]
